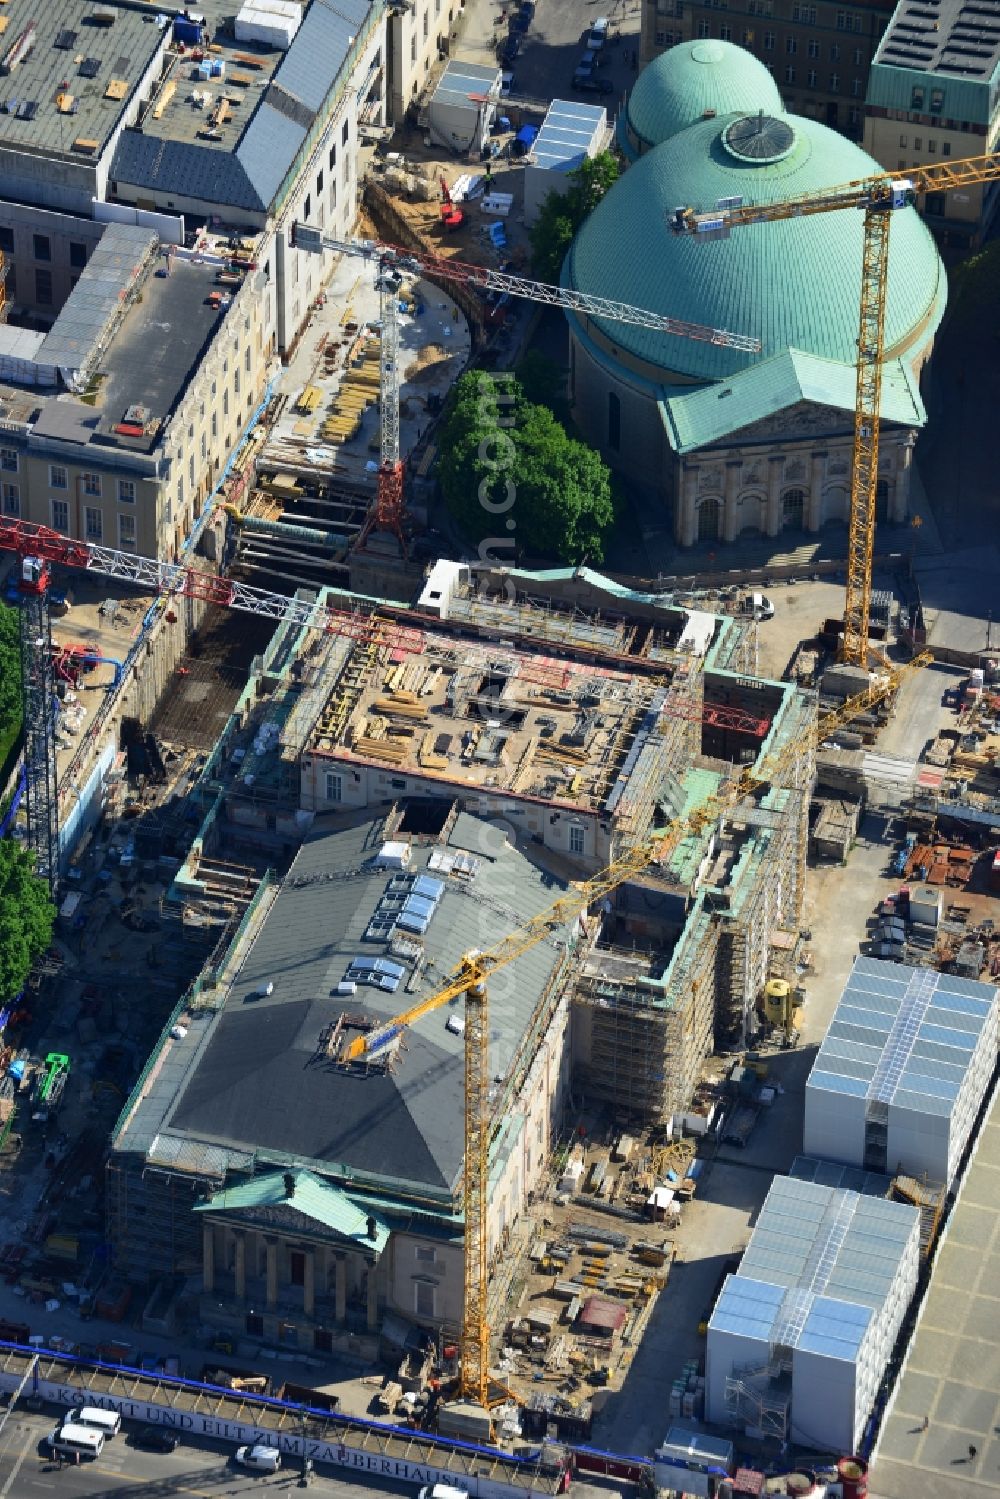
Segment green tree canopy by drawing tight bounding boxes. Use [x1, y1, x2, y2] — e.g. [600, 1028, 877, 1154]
[438, 371, 615, 564]
[0, 602, 20, 760]
[528, 152, 620, 283]
[0, 839, 54, 1005]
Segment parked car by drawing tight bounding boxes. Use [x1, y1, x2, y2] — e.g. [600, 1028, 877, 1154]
[235, 1444, 282, 1474]
[133, 1425, 180, 1453]
[587, 16, 610, 47]
[572, 74, 614, 93]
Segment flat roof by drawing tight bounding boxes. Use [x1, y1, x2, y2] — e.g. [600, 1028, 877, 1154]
[128, 810, 573, 1199]
[711, 1176, 919, 1362]
[432, 58, 501, 110]
[532, 99, 606, 174]
[873, 0, 1000, 83]
[0, 0, 166, 163]
[808, 956, 998, 1119]
[307, 616, 693, 815]
[36, 222, 157, 379]
[112, 0, 377, 216]
[90, 253, 225, 449]
[872, 1078, 1000, 1499]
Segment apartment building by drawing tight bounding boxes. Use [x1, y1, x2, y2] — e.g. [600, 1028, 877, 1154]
[642, 0, 895, 137]
[864, 0, 1000, 246]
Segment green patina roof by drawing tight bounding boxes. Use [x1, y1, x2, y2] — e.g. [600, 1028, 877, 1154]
[623, 40, 783, 157]
[195, 1169, 391, 1252]
[565, 108, 946, 385]
[661, 347, 925, 453]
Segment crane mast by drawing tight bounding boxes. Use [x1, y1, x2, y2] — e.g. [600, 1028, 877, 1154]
[292, 224, 760, 547]
[671, 149, 1000, 665]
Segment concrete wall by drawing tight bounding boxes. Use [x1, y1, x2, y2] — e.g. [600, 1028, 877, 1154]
[0, 204, 104, 320]
[301, 756, 611, 867]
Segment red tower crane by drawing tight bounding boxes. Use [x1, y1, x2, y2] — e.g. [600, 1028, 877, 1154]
[0, 516, 769, 888]
[291, 226, 761, 552]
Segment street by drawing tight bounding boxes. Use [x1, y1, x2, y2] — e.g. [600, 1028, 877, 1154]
[0, 1407, 399, 1499]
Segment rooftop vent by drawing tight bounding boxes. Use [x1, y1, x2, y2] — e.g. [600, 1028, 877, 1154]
[87, 7, 120, 26]
[375, 840, 410, 870]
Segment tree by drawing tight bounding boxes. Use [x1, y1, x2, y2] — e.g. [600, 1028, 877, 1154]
[438, 372, 615, 564]
[529, 152, 620, 283]
[0, 839, 54, 1005]
[0, 602, 19, 762]
[515, 349, 569, 423]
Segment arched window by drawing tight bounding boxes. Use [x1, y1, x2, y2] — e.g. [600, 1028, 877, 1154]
[608, 392, 621, 451]
[782, 487, 805, 530]
[697, 497, 721, 542]
[876, 479, 889, 522]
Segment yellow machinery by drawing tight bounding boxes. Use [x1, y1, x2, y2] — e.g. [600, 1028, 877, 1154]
[672, 151, 1000, 666]
[339, 651, 930, 1410]
[762, 977, 803, 1044]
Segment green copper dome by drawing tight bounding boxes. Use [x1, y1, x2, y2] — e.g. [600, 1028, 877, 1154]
[622, 41, 783, 158]
[567, 110, 946, 384]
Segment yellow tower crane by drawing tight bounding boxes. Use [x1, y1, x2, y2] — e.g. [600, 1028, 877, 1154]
[340, 650, 931, 1410]
[670, 150, 1000, 667]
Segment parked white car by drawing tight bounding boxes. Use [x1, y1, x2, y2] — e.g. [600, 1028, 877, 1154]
[235, 1443, 281, 1473]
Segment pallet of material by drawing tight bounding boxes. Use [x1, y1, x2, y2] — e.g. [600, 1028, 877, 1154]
[354, 737, 407, 762]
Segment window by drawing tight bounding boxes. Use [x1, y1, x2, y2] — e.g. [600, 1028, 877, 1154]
[303, 193, 311, 220]
[329, 143, 337, 170]
[807, 68, 817, 85]
[200, 432, 207, 460]
[69, 241, 87, 269]
[913, 136, 922, 150]
[211, 412, 218, 439]
[33, 234, 50, 262]
[569, 824, 585, 856]
[188, 454, 195, 488]
[234, 368, 241, 396]
[414, 1281, 435, 1319]
[49, 464, 68, 490]
[763, 28, 774, 47]
[415, 1246, 436, 1264]
[223, 389, 229, 417]
[51, 498, 69, 533]
[0, 448, 17, 473]
[808, 39, 819, 57]
[325, 771, 343, 804]
[852, 45, 862, 63]
[245, 345, 251, 373]
[829, 43, 839, 60]
[851, 77, 862, 96]
[1, 482, 18, 516]
[35, 268, 52, 305]
[316, 168, 324, 194]
[848, 106, 860, 127]
[899, 133, 907, 148]
[84, 506, 102, 542]
[741, 27, 754, 43]
[697, 19, 710, 34]
[836, 9, 847, 26]
[607, 391, 620, 450]
[911, 86, 924, 109]
[410, 33, 417, 60]
[786, 35, 797, 52]
[82, 472, 101, 497]
[118, 478, 136, 504]
[341, 118, 349, 145]
[784, 64, 795, 81]
[942, 141, 951, 157]
[930, 87, 944, 113]
[0, 227, 12, 253]
[719, 23, 732, 39]
[118, 513, 136, 548]
[928, 138, 936, 153]
[830, 72, 839, 89]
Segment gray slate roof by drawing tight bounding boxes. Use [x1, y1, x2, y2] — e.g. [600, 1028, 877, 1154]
[166, 811, 571, 1198]
[111, 0, 375, 216]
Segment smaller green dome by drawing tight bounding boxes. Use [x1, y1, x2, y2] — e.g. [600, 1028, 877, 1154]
[623, 40, 783, 157]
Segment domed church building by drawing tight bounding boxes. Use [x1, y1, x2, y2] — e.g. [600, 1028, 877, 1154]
[564, 40, 945, 548]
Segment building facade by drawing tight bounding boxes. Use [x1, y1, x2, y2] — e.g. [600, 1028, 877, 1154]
[641, 0, 895, 140]
[567, 42, 946, 550]
[863, 0, 1000, 248]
